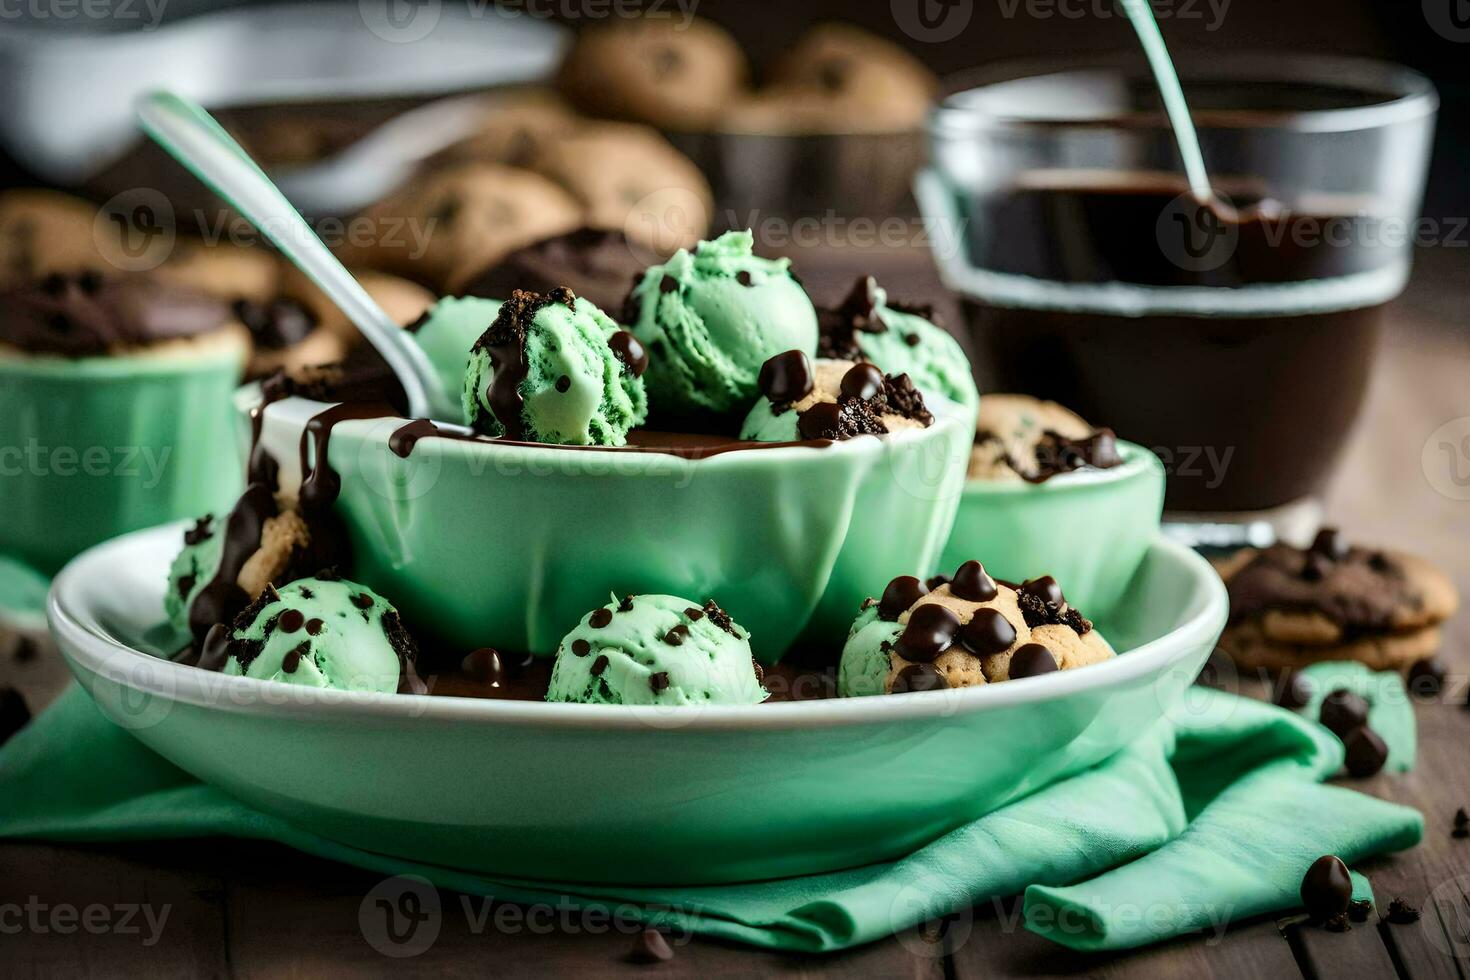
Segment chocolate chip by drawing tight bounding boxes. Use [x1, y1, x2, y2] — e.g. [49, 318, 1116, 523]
[1319, 689, 1369, 739]
[1455, 807, 1469, 838]
[736, 270, 753, 287]
[840, 362, 884, 401]
[589, 608, 613, 629]
[590, 654, 609, 677]
[663, 625, 688, 646]
[351, 593, 374, 610]
[1300, 855, 1353, 920]
[608, 331, 648, 377]
[555, 375, 571, 393]
[702, 600, 739, 637]
[798, 402, 843, 440]
[1348, 899, 1373, 922]
[1408, 657, 1445, 697]
[758, 350, 814, 403]
[895, 604, 960, 663]
[925, 574, 951, 591]
[659, 274, 678, 294]
[892, 663, 948, 693]
[183, 514, 215, 546]
[571, 639, 591, 657]
[277, 609, 305, 634]
[1273, 671, 1313, 710]
[462, 648, 507, 685]
[1020, 576, 1064, 608]
[684, 607, 704, 620]
[627, 928, 674, 963]
[1323, 912, 1352, 932]
[1368, 551, 1394, 573]
[1009, 643, 1058, 679]
[904, 333, 920, 347]
[281, 641, 309, 674]
[649, 671, 670, 693]
[1342, 726, 1389, 778]
[305, 618, 323, 636]
[0, 687, 31, 747]
[958, 608, 1016, 657]
[878, 575, 927, 621]
[950, 560, 998, 602]
[1386, 898, 1420, 924]
[618, 595, 635, 612]
[1310, 527, 1350, 562]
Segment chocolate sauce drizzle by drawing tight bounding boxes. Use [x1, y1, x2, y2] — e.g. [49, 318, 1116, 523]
[470, 287, 577, 439]
[185, 484, 277, 643]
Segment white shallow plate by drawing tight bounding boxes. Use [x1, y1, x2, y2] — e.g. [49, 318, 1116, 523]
[49, 523, 1226, 885]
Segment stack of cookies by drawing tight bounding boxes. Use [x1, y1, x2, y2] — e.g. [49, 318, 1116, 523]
[1217, 528, 1458, 673]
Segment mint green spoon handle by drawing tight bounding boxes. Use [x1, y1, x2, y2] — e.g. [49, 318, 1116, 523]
[136, 90, 452, 420]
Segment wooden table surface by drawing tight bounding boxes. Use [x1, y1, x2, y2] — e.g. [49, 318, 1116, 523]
[4, 248, 1469, 978]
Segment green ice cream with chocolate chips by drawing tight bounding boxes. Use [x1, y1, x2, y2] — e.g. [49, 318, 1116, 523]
[216, 575, 421, 694]
[408, 295, 502, 422]
[624, 230, 817, 420]
[547, 593, 767, 706]
[463, 287, 648, 446]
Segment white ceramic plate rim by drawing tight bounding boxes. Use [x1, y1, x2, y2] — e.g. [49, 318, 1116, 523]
[50, 526, 1225, 733]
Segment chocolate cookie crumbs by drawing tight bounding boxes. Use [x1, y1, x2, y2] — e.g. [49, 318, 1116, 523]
[184, 514, 215, 546]
[1323, 912, 1352, 932]
[1348, 899, 1373, 922]
[618, 595, 635, 613]
[1386, 898, 1420, 924]
[702, 600, 740, 638]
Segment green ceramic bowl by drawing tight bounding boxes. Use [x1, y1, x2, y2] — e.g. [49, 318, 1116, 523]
[938, 442, 1166, 619]
[0, 338, 247, 577]
[247, 392, 974, 663]
[51, 522, 1226, 886]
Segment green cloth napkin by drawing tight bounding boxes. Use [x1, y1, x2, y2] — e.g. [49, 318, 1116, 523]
[0, 683, 1421, 954]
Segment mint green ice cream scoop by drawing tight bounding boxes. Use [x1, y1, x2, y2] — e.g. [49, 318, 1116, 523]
[819, 275, 978, 411]
[464, 287, 648, 446]
[164, 513, 225, 634]
[218, 576, 420, 695]
[547, 593, 767, 706]
[626, 229, 817, 420]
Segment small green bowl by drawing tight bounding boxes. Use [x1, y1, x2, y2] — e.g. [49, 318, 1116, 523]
[246, 392, 974, 663]
[937, 442, 1166, 618]
[0, 337, 247, 578]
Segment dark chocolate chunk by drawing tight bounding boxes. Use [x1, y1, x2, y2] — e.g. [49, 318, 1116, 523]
[684, 607, 704, 621]
[663, 625, 688, 646]
[589, 608, 613, 629]
[618, 594, 635, 612]
[892, 663, 948, 693]
[462, 648, 506, 686]
[925, 574, 951, 591]
[950, 560, 998, 602]
[1300, 855, 1352, 920]
[1020, 576, 1065, 608]
[555, 375, 571, 393]
[798, 401, 844, 440]
[1009, 643, 1059, 678]
[305, 618, 323, 636]
[1273, 671, 1313, 710]
[0, 687, 30, 747]
[1348, 899, 1373, 922]
[608, 330, 648, 377]
[1319, 689, 1370, 740]
[736, 270, 753, 287]
[702, 600, 739, 637]
[281, 641, 310, 674]
[1386, 898, 1420, 924]
[1408, 657, 1445, 697]
[659, 274, 678, 294]
[758, 350, 814, 404]
[590, 654, 609, 677]
[649, 671, 671, 693]
[878, 575, 927, 621]
[571, 639, 591, 657]
[277, 609, 305, 634]
[1323, 912, 1352, 932]
[627, 928, 674, 963]
[840, 362, 884, 402]
[351, 592, 375, 610]
[183, 514, 215, 546]
[895, 604, 960, 663]
[1342, 726, 1389, 778]
[958, 608, 1017, 658]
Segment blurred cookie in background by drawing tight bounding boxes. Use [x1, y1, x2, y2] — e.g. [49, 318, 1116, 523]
[336, 162, 582, 292]
[154, 237, 282, 306]
[434, 88, 582, 169]
[460, 227, 646, 314]
[0, 189, 114, 288]
[556, 17, 748, 130]
[520, 122, 712, 263]
[727, 23, 939, 134]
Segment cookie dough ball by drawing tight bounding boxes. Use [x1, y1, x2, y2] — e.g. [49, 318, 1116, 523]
[547, 594, 766, 706]
[214, 575, 421, 694]
[436, 88, 582, 168]
[463, 287, 647, 446]
[819, 275, 976, 410]
[624, 230, 817, 421]
[740, 353, 933, 443]
[556, 17, 748, 130]
[153, 239, 282, 306]
[165, 485, 332, 643]
[969, 394, 1122, 482]
[838, 562, 1113, 696]
[1218, 529, 1459, 673]
[727, 23, 937, 135]
[337, 163, 582, 292]
[0, 190, 112, 288]
[528, 122, 711, 258]
[460, 227, 646, 317]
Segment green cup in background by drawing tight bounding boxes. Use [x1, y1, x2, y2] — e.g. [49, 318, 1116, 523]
[0, 337, 247, 577]
[937, 442, 1167, 619]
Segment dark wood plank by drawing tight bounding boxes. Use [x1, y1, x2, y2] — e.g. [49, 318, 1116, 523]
[0, 840, 229, 979]
[1285, 912, 1398, 980]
